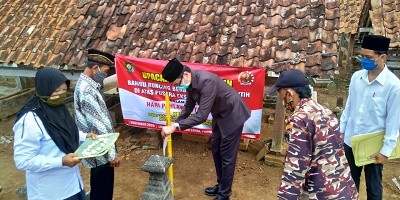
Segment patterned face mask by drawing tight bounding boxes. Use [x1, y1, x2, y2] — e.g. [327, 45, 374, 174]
[93, 68, 107, 86]
[38, 92, 67, 106]
[283, 91, 295, 112]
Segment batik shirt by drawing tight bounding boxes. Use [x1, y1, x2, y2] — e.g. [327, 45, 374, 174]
[74, 73, 117, 168]
[278, 98, 358, 200]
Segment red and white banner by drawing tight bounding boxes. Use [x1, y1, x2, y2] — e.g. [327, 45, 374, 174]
[115, 55, 265, 139]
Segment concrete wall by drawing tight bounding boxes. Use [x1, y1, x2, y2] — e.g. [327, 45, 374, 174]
[0, 76, 34, 96]
[0, 88, 35, 119]
[0, 75, 35, 119]
[0, 76, 17, 88]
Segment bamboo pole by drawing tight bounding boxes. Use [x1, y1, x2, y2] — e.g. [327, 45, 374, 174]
[165, 92, 174, 195]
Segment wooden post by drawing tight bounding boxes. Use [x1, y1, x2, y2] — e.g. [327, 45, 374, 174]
[270, 94, 285, 153]
[337, 33, 346, 70]
[346, 33, 356, 72]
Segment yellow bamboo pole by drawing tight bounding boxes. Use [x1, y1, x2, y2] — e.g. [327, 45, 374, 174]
[165, 92, 174, 195]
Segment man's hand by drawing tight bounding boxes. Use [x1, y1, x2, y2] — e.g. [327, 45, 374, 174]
[62, 153, 80, 167]
[369, 153, 389, 164]
[110, 156, 121, 167]
[161, 125, 176, 137]
[86, 132, 98, 139]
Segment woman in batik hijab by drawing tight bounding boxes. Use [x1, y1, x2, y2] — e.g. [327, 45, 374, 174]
[13, 68, 88, 200]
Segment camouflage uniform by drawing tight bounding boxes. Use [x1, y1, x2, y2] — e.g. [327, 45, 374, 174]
[278, 98, 358, 200]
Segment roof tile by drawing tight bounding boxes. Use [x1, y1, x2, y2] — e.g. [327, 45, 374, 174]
[22, 38, 39, 52]
[2, 36, 17, 50]
[0, 0, 341, 76]
[291, 39, 308, 52]
[296, 5, 310, 19]
[47, 53, 65, 66]
[0, 49, 10, 62]
[6, 49, 20, 63]
[0, 4, 12, 17]
[339, 0, 367, 34]
[53, 40, 71, 54]
[36, 51, 51, 67]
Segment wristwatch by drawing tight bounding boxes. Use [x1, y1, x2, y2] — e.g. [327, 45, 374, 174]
[172, 122, 180, 130]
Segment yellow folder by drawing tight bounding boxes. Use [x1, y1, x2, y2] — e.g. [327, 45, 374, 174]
[350, 131, 400, 166]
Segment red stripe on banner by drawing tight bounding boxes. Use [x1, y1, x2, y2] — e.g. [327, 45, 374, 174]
[123, 119, 261, 139]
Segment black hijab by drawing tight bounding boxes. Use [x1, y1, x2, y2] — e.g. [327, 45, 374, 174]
[16, 68, 79, 154]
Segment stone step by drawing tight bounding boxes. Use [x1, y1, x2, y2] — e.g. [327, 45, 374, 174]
[239, 139, 250, 151]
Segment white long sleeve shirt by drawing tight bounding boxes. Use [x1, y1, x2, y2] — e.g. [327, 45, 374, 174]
[13, 112, 85, 200]
[340, 67, 400, 157]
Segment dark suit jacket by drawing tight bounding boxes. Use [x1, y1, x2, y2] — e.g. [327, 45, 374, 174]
[176, 70, 251, 136]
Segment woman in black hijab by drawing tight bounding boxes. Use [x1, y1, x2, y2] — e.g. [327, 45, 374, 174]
[13, 68, 86, 200]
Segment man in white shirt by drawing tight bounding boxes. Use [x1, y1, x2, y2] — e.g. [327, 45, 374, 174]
[340, 35, 400, 200]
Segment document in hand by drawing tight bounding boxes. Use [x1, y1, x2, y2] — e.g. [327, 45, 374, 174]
[75, 132, 120, 159]
[350, 131, 400, 166]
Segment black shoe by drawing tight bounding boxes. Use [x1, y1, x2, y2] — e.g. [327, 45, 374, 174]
[213, 197, 230, 200]
[204, 185, 219, 196]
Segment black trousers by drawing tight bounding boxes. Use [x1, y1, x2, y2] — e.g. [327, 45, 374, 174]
[90, 163, 115, 200]
[344, 144, 383, 200]
[64, 190, 85, 200]
[211, 124, 244, 199]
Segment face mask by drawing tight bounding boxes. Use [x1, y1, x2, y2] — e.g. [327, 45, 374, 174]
[176, 76, 191, 90]
[360, 57, 378, 71]
[38, 92, 67, 106]
[283, 91, 295, 112]
[93, 68, 107, 86]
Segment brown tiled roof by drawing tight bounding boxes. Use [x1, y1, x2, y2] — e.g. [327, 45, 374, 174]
[339, 0, 367, 34]
[0, 0, 340, 77]
[370, 0, 400, 47]
[340, 0, 400, 47]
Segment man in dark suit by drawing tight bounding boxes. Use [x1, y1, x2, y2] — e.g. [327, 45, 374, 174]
[161, 58, 251, 200]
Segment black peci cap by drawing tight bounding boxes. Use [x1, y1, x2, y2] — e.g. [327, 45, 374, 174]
[162, 58, 184, 82]
[361, 35, 391, 52]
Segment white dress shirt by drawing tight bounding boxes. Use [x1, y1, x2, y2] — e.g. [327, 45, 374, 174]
[340, 66, 400, 157]
[13, 112, 85, 200]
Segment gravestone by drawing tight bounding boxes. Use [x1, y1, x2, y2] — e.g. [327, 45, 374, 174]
[140, 155, 173, 200]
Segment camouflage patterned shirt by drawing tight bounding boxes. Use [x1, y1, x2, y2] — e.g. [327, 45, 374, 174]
[278, 98, 358, 200]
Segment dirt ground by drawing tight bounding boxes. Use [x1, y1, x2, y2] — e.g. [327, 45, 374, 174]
[1, 83, 400, 200]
